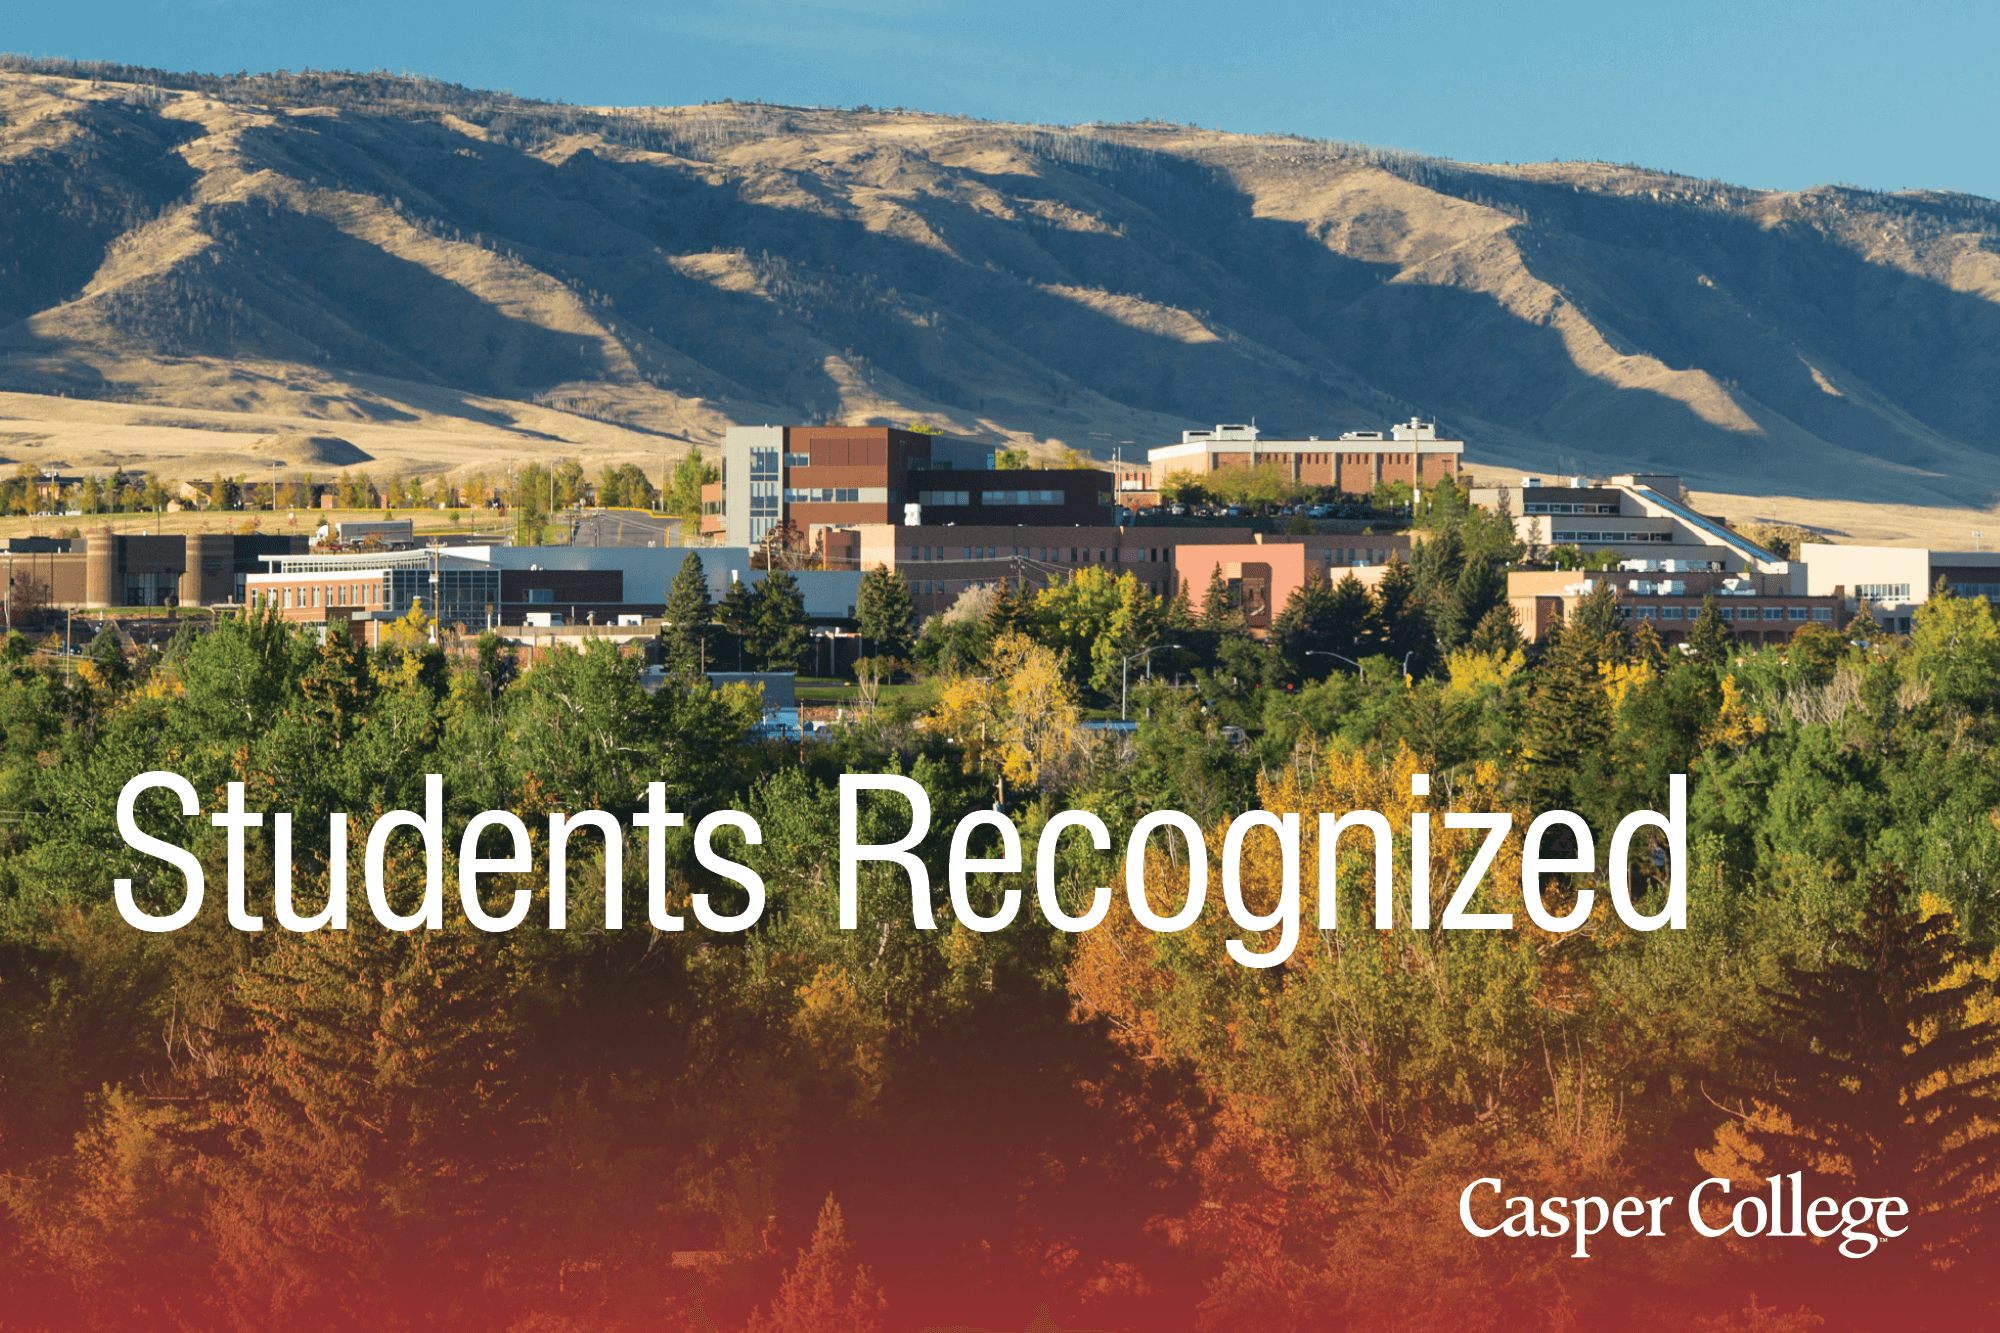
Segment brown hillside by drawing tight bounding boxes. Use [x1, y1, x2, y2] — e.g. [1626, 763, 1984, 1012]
[2, 61, 1998, 507]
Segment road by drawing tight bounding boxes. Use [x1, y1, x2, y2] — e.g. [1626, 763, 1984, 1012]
[564, 510, 683, 547]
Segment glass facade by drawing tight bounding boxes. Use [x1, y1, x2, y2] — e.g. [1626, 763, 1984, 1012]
[387, 567, 501, 626]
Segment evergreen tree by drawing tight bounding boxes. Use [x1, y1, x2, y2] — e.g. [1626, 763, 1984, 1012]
[749, 568, 809, 672]
[1326, 572, 1372, 659]
[1744, 869, 2000, 1290]
[86, 623, 129, 689]
[1163, 577, 1196, 632]
[1272, 579, 1337, 673]
[1688, 594, 1735, 665]
[984, 581, 1029, 640]
[1465, 603, 1523, 658]
[1199, 561, 1235, 628]
[716, 576, 757, 672]
[1516, 609, 1613, 812]
[662, 552, 713, 671]
[1440, 557, 1503, 652]
[1369, 555, 1427, 668]
[1630, 617, 1668, 673]
[855, 564, 914, 659]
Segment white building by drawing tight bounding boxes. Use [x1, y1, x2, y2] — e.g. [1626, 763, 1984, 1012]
[1798, 544, 2000, 633]
[1470, 474, 1798, 579]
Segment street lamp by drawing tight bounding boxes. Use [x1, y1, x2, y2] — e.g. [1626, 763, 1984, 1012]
[1305, 649, 1364, 673]
[1122, 643, 1183, 721]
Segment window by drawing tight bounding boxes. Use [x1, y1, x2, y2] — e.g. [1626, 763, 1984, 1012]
[1787, 607, 1808, 620]
[918, 490, 969, 507]
[1763, 607, 1783, 621]
[783, 452, 811, 468]
[749, 448, 779, 479]
[1857, 583, 1912, 600]
[1661, 606, 1684, 620]
[981, 489, 1063, 505]
[1717, 606, 1734, 621]
[1812, 608, 1833, 621]
[784, 488, 859, 504]
[1634, 606, 1656, 619]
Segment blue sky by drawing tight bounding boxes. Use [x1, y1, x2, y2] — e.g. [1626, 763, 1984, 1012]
[15, 1, 2000, 199]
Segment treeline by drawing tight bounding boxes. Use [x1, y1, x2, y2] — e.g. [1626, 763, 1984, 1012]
[3, 547, 2000, 1328]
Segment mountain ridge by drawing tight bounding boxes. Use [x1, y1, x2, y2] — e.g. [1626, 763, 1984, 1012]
[2, 58, 1998, 508]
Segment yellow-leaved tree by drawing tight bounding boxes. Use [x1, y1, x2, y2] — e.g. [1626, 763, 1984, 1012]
[920, 629, 1086, 789]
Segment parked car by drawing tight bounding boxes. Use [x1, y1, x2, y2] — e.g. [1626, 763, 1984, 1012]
[1167, 503, 1188, 516]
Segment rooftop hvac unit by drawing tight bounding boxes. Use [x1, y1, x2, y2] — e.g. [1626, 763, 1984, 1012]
[1522, 476, 1542, 488]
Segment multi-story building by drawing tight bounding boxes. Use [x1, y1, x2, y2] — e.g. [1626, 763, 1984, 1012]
[1507, 567, 1842, 646]
[1470, 474, 1796, 576]
[1798, 544, 2000, 634]
[808, 524, 1414, 619]
[702, 425, 1110, 545]
[1146, 420, 1464, 494]
[816, 524, 1208, 616]
[5, 531, 309, 609]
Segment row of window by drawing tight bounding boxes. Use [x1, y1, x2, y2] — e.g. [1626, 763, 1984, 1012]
[784, 488, 861, 504]
[904, 545, 1173, 564]
[1857, 583, 1913, 600]
[1553, 531, 1671, 543]
[983, 490, 1064, 505]
[1524, 503, 1619, 515]
[914, 577, 1169, 597]
[1623, 605, 1832, 622]
[748, 448, 780, 479]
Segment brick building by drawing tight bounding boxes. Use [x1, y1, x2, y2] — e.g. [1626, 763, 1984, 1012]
[704, 425, 1110, 545]
[1146, 420, 1464, 495]
[1507, 567, 1843, 646]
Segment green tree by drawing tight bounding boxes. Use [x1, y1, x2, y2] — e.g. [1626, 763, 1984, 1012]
[1741, 868, 2000, 1289]
[750, 568, 809, 672]
[1688, 595, 1735, 665]
[856, 565, 915, 659]
[995, 448, 1030, 470]
[716, 576, 758, 672]
[669, 448, 719, 523]
[663, 552, 714, 670]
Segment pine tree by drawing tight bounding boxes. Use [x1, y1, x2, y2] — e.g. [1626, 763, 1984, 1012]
[743, 1196, 886, 1333]
[855, 564, 914, 659]
[1273, 578, 1336, 671]
[1369, 555, 1427, 667]
[750, 567, 809, 672]
[662, 552, 713, 670]
[1327, 572, 1371, 659]
[1163, 576, 1196, 632]
[1200, 561, 1235, 628]
[1441, 557, 1503, 652]
[716, 576, 757, 672]
[984, 580, 1029, 639]
[1516, 609, 1613, 812]
[86, 623, 129, 689]
[1630, 617, 1668, 673]
[1744, 868, 2000, 1289]
[1465, 603, 1523, 658]
[1688, 594, 1735, 664]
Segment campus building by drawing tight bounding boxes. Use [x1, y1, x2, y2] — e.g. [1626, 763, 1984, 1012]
[5, 531, 309, 610]
[703, 425, 1110, 545]
[244, 545, 865, 643]
[1146, 420, 1464, 495]
[1469, 474, 1795, 576]
[1798, 544, 2000, 634]
[1507, 567, 1843, 646]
